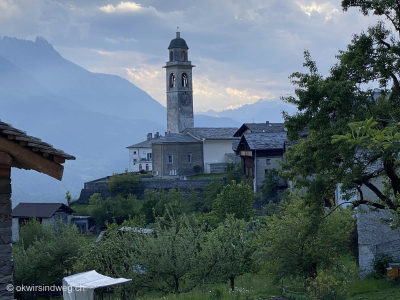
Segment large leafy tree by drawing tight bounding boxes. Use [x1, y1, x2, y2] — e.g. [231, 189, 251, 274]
[282, 1, 400, 212]
[257, 194, 353, 284]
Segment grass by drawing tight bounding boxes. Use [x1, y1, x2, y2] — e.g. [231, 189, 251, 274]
[136, 273, 282, 300]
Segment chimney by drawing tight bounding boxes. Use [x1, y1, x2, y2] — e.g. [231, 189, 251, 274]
[266, 121, 269, 124]
[165, 132, 168, 136]
[147, 133, 152, 140]
[154, 132, 160, 139]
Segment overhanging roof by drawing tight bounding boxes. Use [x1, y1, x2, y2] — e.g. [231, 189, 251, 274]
[0, 119, 75, 180]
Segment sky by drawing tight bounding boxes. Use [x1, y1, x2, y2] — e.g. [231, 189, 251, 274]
[0, 0, 382, 112]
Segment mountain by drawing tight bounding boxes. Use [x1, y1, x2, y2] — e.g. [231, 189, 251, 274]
[202, 99, 297, 123]
[0, 36, 241, 206]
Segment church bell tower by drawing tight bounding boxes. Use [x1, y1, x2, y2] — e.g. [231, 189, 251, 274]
[164, 30, 195, 133]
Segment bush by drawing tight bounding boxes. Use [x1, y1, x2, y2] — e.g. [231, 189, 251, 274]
[373, 253, 393, 278]
[307, 272, 346, 300]
[193, 165, 202, 174]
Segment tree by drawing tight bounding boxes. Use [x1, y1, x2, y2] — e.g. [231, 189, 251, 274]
[129, 209, 222, 294]
[14, 221, 84, 294]
[89, 193, 142, 228]
[210, 216, 255, 291]
[65, 190, 72, 206]
[282, 0, 400, 213]
[257, 194, 353, 286]
[108, 170, 142, 198]
[213, 181, 254, 221]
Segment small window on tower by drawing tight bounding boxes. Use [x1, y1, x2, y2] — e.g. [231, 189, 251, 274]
[182, 73, 188, 88]
[182, 51, 186, 60]
[169, 51, 173, 61]
[170, 73, 175, 88]
[188, 154, 192, 163]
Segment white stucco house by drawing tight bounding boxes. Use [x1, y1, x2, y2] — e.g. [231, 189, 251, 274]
[184, 127, 240, 173]
[127, 132, 162, 173]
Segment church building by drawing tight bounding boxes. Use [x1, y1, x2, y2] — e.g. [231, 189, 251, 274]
[150, 31, 239, 177]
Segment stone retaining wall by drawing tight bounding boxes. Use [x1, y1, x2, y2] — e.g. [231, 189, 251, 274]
[79, 178, 217, 203]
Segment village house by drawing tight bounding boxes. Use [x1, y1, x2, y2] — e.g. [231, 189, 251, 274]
[233, 122, 287, 192]
[127, 132, 162, 173]
[11, 202, 75, 242]
[184, 127, 239, 173]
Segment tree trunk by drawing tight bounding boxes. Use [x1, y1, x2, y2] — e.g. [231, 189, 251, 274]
[230, 277, 235, 291]
[0, 152, 13, 300]
[174, 277, 179, 294]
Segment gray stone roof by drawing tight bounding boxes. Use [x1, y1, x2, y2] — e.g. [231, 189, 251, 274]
[12, 203, 74, 218]
[242, 132, 286, 150]
[168, 38, 189, 49]
[232, 139, 240, 152]
[234, 122, 285, 137]
[127, 138, 160, 149]
[153, 133, 201, 144]
[184, 127, 239, 140]
[0, 119, 75, 160]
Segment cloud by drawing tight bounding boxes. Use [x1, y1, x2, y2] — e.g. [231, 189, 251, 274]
[296, 1, 340, 20]
[99, 2, 152, 14]
[104, 37, 138, 44]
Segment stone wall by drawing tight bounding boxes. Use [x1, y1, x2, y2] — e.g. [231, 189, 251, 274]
[79, 178, 215, 203]
[152, 142, 203, 177]
[357, 177, 400, 278]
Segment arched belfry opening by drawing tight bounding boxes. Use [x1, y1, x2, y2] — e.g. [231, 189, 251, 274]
[169, 73, 175, 88]
[182, 73, 188, 87]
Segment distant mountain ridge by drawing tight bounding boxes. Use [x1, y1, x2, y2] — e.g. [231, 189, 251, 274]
[202, 98, 297, 123]
[0, 36, 240, 206]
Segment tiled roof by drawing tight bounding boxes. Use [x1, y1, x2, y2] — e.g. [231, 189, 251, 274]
[152, 133, 201, 144]
[232, 139, 240, 152]
[243, 132, 286, 150]
[234, 122, 285, 137]
[12, 203, 74, 218]
[0, 119, 75, 160]
[127, 138, 160, 149]
[184, 127, 239, 140]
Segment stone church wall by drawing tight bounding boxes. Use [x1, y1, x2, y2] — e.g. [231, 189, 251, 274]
[152, 143, 203, 177]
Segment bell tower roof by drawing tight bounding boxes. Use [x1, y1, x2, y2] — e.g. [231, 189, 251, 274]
[168, 31, 189, 49]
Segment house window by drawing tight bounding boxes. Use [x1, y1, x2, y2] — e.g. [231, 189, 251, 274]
[182, 73, 188, 87]
[170, 73, 175, 88]
[167, 155, 173, 164]
[133, 159, 136, 165]
[146, 164, 149, 171]
[147, 153, 152, 161]
[266, 159, 271, 165]
[139, 164, 142, 171]
[188, 154, 192, 163]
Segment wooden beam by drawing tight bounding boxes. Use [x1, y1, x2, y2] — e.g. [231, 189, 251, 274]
[0, 136, 64, 180]
[53, 156, 65, 164]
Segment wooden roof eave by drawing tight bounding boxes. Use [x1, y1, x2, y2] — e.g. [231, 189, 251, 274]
[0, 136, 64, 180]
